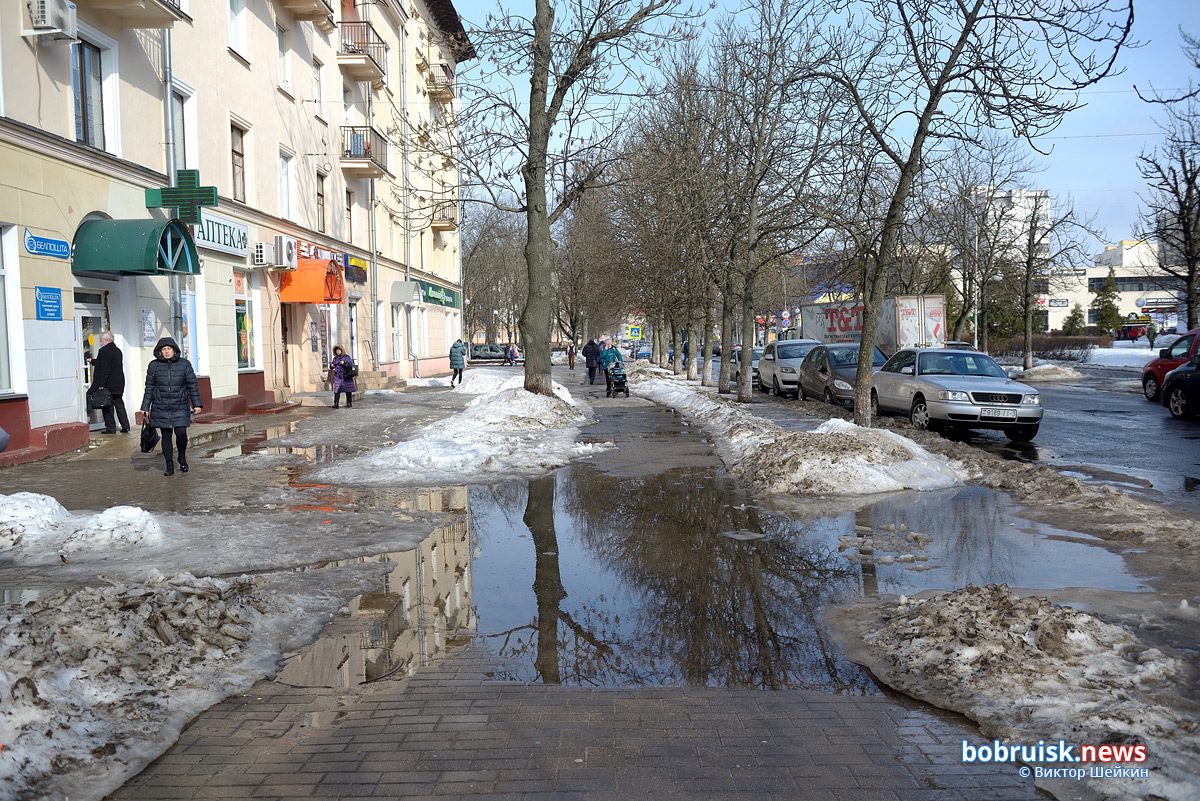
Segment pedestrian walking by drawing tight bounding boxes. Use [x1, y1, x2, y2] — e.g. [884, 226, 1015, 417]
[504, 344, 516, 366]
[582, 338, 601, 384]
[140, 336, 202, 476]
[1147, 322, 1158, 349]
[567, 342, 576, 370]
[599, 338, 623, 396]
[330, 345, 356, 408]
[449, 338, 467, 387]
[89, 331, 130, 434]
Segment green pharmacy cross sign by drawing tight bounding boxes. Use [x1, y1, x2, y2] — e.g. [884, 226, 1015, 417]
[145, 169, 218, 224]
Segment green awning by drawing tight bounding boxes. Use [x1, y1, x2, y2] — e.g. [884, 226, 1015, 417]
[72, 219, 201, 276]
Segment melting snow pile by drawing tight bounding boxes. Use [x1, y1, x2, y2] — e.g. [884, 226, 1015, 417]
[1010, 364, 1085, 382]
[1, 492, 162, 561]
[853, 585, 1199, 801]
[315, 368, 609, 486]
[629, 370, 966, 495]
[1, 573, 273, 801]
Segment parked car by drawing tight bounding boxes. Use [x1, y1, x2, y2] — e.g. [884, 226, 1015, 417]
[470, 344, 523, 363]
[870, 348, 1044, 441]
[798, 343, 888, 407]
[1142, 328, 1199, 401]
[730, 346, 764, 388]
[1161, 354, 1200, 419]
[635, 346, 652, 360]
[757, 339, 822, 398]
[944, 341, 979, 351]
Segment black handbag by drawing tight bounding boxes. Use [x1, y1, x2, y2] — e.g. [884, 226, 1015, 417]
[86, 387, 113, 412]
[140, 415, 160, 454]
[344, 361, 358, 379]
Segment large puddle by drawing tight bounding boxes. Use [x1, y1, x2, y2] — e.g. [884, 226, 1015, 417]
[275, 461, 1145, 694]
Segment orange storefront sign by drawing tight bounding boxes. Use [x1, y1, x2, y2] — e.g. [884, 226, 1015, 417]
[279, 259, 346, 304]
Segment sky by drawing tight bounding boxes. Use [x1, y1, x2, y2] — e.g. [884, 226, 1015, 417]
[450, 0, 1199, 258]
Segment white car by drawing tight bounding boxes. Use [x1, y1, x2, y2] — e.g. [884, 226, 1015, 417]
[757, 339, 822, 398]
[870, 348, 1043, 441]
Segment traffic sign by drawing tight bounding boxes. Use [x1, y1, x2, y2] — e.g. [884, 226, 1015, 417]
[629, 325, 642, 339]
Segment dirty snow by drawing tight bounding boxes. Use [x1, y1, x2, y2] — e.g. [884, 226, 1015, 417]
[829, 585, 1199, 801]
[628, 367, 966, 496]
[0, 492, 163, 559]
[314, 368, 610, 486]
[1083, 339, 1173, 369]
[1009, 364, 1086, 382]
[0, 564, 389, 801]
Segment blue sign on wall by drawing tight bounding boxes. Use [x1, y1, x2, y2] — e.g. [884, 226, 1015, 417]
[23, 227, 71, 259]
[35, 286, 63, 321]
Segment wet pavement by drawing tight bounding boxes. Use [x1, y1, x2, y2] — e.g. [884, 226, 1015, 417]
[3, 365, 1160, 799]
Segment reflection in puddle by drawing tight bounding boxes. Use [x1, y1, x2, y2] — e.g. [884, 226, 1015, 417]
[275, 487, 475, 688]
[468, 466, 1145, 691]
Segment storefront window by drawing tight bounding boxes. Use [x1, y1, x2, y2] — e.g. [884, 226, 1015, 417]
[234, 271, 255, 369]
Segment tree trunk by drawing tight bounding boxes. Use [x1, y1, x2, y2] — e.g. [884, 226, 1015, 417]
[672, 319, 684, 376]
[686, 315, 699, 381]
[738, 273, 756, 401]
[701, 297, 716, 387]
[518, 0, 555, 396]
[718, 283, 733, 393]
[980, 285, 990, 353]
[1023, 258, 1035, 370]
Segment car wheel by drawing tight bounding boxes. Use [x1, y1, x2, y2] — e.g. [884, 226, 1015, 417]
[772, 377, 782, 396]
[823, 388, 835, 406]
[870, 390, 880, 419]
[1167, 386, 1191, 419]
[799, 382, 808, 401]
[910, 396, 935, 431]
[1143, 374, 1160, 401]
[1006, 424, 1039, 443]
[757, 375, 768, 393]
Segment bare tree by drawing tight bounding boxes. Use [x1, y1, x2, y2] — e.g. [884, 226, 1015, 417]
[458, 0, 695, 396]
[1135, 114, 1200, 331]
[461, 206, 528, 344]
[808, 0, 1134, 426]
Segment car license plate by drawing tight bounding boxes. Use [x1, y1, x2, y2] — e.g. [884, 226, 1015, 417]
[980, 407, 1018, 420]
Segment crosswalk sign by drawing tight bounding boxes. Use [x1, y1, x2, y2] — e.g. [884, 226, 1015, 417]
[629, 326, 642, 339]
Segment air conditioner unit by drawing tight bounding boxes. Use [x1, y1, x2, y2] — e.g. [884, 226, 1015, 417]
[253, 242, 275, 267]
[27, 0, 77, 42]
[273, 235, 298, 270]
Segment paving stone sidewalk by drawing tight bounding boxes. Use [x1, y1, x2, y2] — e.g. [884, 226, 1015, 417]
[110, 644, 1040, 801]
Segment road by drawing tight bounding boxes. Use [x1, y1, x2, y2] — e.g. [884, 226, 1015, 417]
[674, 356, 1200, 516]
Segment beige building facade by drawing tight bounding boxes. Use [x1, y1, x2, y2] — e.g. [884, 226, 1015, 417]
[0, 0, 471, 463]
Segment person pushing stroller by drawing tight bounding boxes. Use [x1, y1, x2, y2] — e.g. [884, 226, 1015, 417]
[599, 338, 626, 397]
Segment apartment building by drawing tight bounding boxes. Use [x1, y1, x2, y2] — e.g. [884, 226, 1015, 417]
[0, 0, 472, 463]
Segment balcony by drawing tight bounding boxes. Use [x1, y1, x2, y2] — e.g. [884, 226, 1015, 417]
[80, 0, 186, 27]
[338, 21, 386, 84]
[340, 125, 387, 178]
[428, 64, 455, 100]
[279, 0, 335, 32]
[431, 202, 458, 230]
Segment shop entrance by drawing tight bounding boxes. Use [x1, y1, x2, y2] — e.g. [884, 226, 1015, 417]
[75, 294, 109, 431]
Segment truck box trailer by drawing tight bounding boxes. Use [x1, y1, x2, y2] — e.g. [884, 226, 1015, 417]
[792, 295, 945, 354]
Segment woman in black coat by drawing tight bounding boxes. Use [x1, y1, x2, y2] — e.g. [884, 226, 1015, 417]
[582, 339, 601, 385]
[140, 336, 203, 476]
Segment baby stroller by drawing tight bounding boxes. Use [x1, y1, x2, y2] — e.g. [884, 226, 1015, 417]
[606, 362, 629, 398]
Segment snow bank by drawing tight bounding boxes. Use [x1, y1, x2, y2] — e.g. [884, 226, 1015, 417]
[313, 368, 608, 486]
[1084, 340, 1161, 369]
[1, 492, 163, 559]
[629, 370, 966, 496]
[1010, 364, 1085, 382]
[830, 585, 1198, 801]
[0, 565, 387, 801]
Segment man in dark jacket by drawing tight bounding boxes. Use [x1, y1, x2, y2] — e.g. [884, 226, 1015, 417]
[141, 336, 203, 476]
[90, 331, 130, 434]
[582, 339, 601, 385]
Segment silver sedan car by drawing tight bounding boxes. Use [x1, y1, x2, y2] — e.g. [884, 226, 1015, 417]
[870, 348, 1043, 441]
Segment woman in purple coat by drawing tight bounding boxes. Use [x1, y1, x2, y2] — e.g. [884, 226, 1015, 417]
[330, 345, 356, 408]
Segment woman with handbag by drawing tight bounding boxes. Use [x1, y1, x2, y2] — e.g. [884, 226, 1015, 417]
[140, 336, 202, 476]
[330, 345, 357, 408]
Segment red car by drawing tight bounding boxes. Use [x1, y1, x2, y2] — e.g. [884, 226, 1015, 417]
[1143, 328, 1199, 401]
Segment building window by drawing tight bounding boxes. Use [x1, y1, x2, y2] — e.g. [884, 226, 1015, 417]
[228, 0, 247, 55]
[316, 172, 327, 233]
[171, 90, 187, 170]
[0, 230, 11, 391]
[276, 25, 291, 91]
[279, 150, 294, 219]
[234, 271, 255, 369]
[312, 58, 324, 119]
[71, 40, 105, 149]
[345, 190, 353, 241]
[231, 124, 246, 202]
